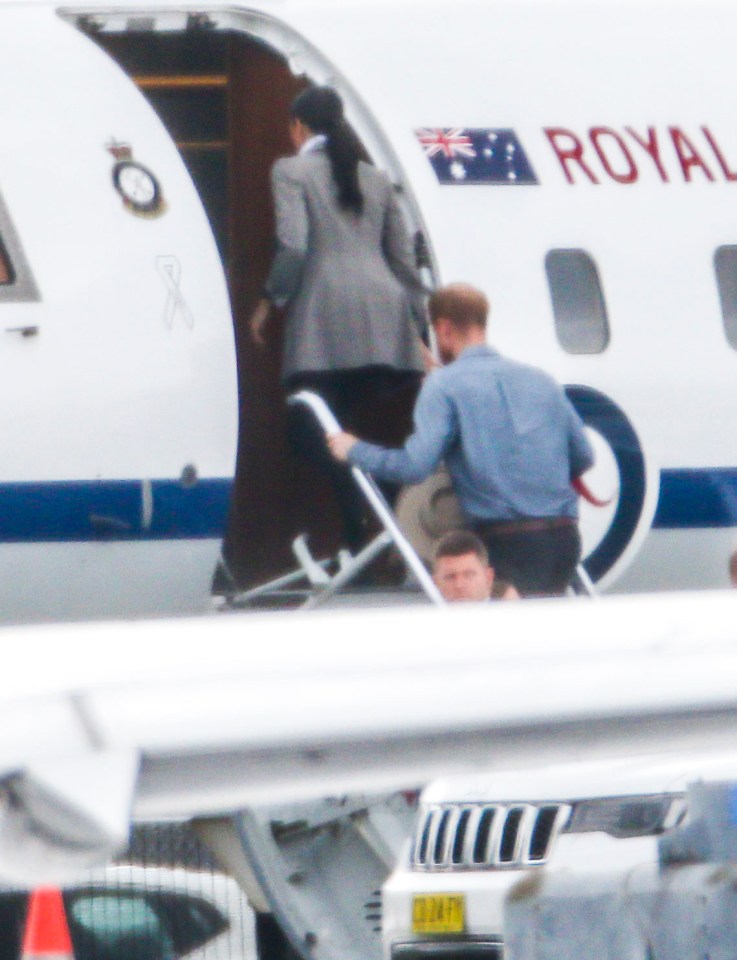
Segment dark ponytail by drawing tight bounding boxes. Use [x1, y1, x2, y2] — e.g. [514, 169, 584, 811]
[291, 86, 364, 215]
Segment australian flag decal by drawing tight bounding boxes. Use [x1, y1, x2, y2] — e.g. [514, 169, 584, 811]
[415, 128, 538, 185]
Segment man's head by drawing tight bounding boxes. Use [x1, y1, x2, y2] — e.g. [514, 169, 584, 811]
[432, 530, 494, 602]
[428, 283, 489, 363]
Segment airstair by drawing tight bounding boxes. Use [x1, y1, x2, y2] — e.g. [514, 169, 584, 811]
[223, 391, 445, 609]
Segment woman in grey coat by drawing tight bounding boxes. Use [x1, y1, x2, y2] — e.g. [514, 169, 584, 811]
[250, 86, 430, 552]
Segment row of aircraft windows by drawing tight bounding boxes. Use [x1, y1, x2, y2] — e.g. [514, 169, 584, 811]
[2, 234, 737, 353]
[548, 246, 737, 354]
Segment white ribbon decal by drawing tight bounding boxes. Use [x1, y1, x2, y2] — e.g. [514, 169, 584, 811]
[157, 255, 195, 329]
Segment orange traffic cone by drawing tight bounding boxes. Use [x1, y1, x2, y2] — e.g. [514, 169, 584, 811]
[21, 888, 74, 960]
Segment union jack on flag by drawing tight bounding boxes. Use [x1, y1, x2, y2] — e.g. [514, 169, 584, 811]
[415, 128, 539, 185]
[417, 128, 477, 160]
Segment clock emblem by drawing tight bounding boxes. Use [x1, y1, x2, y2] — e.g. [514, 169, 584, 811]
[106, 140, 166, 218]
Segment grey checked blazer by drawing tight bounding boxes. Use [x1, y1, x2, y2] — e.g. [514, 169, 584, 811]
[264, 149, 427, 382]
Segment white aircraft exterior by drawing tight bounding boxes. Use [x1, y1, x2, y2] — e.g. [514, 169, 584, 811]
[3, 589, 737, 887]
[0, 2, 238, 623]
[2, 0, 737, 623]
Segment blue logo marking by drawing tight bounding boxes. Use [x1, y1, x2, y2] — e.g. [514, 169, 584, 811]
[566, 385, 647, 581]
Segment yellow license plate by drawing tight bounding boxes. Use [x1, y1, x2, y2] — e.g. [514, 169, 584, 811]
[412, 893, 465, 934]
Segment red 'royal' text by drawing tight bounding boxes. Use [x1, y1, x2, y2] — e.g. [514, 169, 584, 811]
[543, 126, 737, 184]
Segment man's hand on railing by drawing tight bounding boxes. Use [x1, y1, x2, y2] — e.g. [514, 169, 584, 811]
[327, 431, 358, 462]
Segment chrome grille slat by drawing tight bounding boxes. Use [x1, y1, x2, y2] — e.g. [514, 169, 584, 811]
[528, 804, 567, 862]
[451, 806, 472, 864]
[486, 804, 506, 864]
[432, 807, 452, 865]
[425, 807, 443, 867]
[442, 805, 462, 865]
[413, 808, 433, 866]
[462, 804, 485, 865]
[495, 805, 525, 864]
[413, 801, 570, 870]
[474, 805, 498, 864]
[516, 805, 540, 863]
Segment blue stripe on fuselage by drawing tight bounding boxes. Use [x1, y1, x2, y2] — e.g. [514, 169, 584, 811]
[654, 468, 737, 528]
[0, 469, 734, 544]
[0, 478, 232, 542]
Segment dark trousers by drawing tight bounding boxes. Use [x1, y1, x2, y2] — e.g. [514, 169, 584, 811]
[286, 367, 422, 553]
[474, 521, 582, 598]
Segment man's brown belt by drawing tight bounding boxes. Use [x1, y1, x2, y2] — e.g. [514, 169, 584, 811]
[474, 516, 576, 536]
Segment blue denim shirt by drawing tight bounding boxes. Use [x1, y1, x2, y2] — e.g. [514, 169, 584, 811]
[349, 345, 594, 522]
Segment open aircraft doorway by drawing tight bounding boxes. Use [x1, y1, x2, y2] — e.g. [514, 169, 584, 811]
[73, 10, 434, 596]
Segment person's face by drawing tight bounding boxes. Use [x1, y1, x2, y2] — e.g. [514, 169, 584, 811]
[289, 117, 310, 151]
[433, 552, 494, 602]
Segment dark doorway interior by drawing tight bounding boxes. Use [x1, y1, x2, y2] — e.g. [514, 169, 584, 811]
[95, 28, 348, 589]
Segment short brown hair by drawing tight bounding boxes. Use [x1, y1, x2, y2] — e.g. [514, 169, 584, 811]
[428, 283, 489, 332]
[433, 530, 489, 566]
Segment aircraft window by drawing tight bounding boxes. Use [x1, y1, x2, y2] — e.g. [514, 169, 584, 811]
[714, 246, 737, 349]
[0, 191, 39, 302]
[545, 249, 609, 354]
[0, 237, 12, 284]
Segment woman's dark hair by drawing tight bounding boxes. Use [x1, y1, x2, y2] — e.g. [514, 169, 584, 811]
[291, 86, 364, 214]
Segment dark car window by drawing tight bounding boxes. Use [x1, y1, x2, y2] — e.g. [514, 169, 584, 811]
[67, 894, 175, 960]
[64, 890, 227, 960]
[0, 893, 29, 960]
[158, 892, 229, 952]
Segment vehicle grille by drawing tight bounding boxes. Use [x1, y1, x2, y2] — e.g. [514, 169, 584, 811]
[412, 803, 570, 870]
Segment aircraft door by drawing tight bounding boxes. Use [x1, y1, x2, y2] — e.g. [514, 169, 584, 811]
[90, 29, 325, 591]
[0, 7, 238, 623]
[88, 22, 426, 595]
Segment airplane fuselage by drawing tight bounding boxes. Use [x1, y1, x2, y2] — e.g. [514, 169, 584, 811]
[1, 0, 735, 621]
